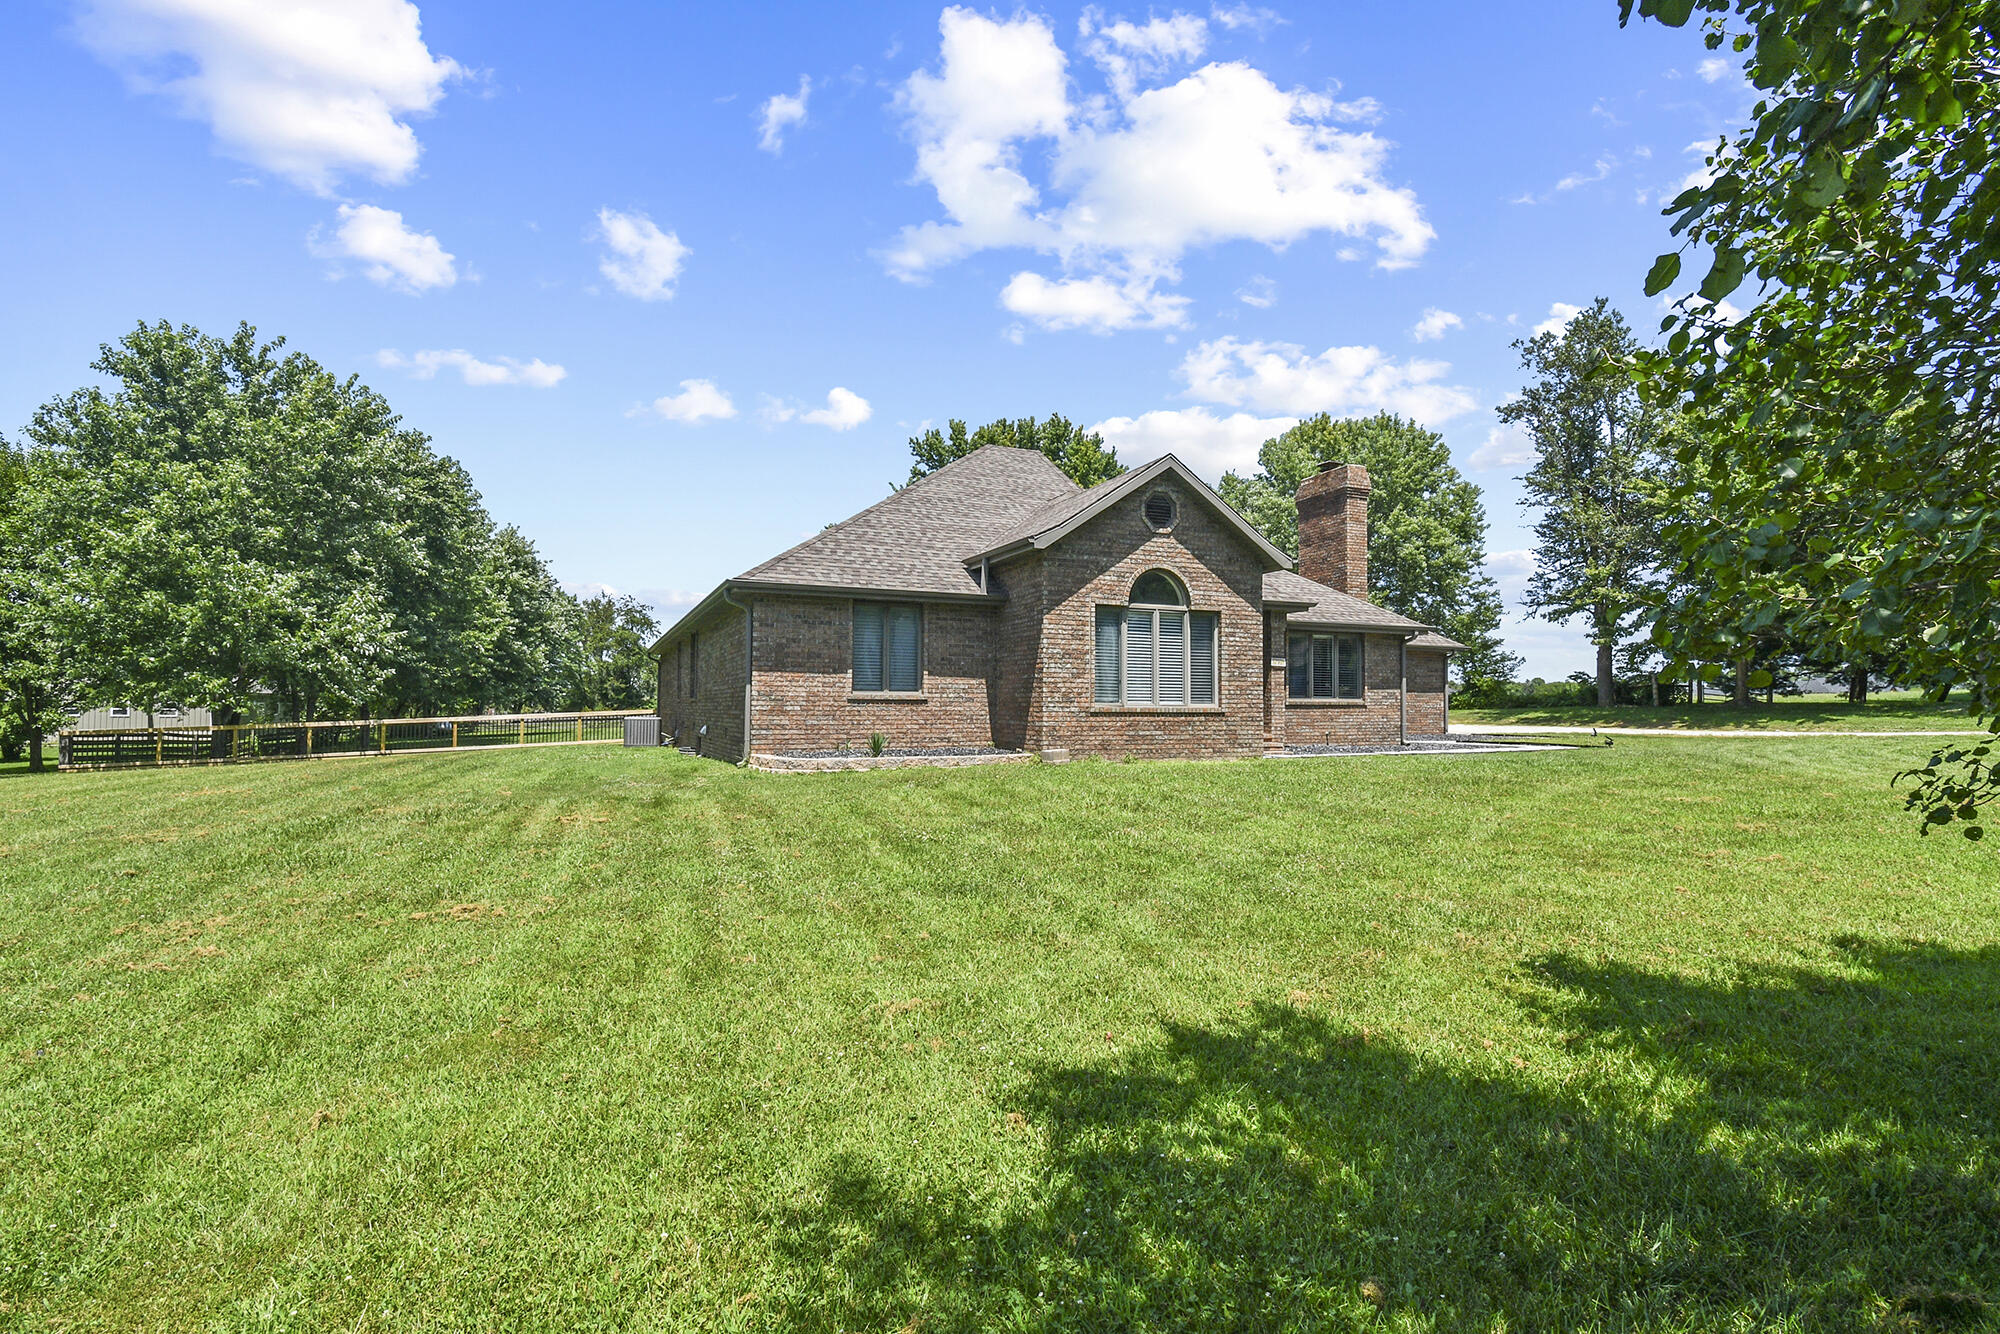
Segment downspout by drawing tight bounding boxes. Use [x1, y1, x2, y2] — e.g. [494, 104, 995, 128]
[721, 586, 753, 765]
[1399, 635, 1409, 745]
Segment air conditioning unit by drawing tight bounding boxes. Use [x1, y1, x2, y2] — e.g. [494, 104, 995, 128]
[623, 715, 661, 747]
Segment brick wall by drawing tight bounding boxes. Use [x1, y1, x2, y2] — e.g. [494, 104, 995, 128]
[658, 605, 747, 760]
[1405, 648, 1449, 737]
[989, 555, 1044, 753]
[1280, 632, 1410, 748]
[746, 593, 998, 753]
[1023, 478, 1268, 760]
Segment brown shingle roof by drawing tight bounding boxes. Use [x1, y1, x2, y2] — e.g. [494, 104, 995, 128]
[738, 445, 1082, 596]
[1261, 569, 1428, 632]
[1408, 630, 1467, 651]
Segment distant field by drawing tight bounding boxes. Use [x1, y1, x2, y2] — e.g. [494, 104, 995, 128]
[1454, 690, 1986, 732]
[3, 743, 1996, 1330]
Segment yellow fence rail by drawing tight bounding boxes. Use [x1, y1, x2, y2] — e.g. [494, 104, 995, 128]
[58, 710, 654, 771]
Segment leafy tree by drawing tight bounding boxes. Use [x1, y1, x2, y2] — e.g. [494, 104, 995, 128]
[474, 526, 579, 714]
[1500, 299, 1668, 707]
[561, 593, 661, 710]
[1620, 0, 1999, 836]
[19, 321, 571, 723]
[1219, 412, 1520, 684]
[0, 438, 80, 770]
[907, 415, 1124, 488]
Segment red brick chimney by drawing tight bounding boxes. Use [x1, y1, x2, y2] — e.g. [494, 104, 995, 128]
[1294, 461, 1370, 596]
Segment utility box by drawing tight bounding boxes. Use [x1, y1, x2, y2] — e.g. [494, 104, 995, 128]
[623, 715, 660, 747]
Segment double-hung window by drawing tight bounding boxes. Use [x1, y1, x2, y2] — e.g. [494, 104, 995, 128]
[853, 602, 922, 692]
[1094, 571, 1218, 706]
[1287, 632, 1365, 699]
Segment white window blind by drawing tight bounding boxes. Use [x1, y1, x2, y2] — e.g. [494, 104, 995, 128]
[1094, 607, 1122, 703]
[1124, 608, 1155, 704]
[1100, 605, 1217, 706]
[1157, 611, 1186, 705]
[1190, 612, 1217, 704]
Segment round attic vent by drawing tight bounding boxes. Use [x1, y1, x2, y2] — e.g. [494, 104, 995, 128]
[1143, 489, 1177, 532]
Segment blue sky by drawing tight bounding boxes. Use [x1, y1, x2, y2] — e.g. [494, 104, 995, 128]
[0, 1, 1747, 678]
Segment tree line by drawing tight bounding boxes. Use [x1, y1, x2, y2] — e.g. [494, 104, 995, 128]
[0, 322, 659, 770]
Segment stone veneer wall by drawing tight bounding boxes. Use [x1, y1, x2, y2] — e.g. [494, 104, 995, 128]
[746, 593, 998, 754]
[1021, 477, 1267, 760]
[1279, 632, 1411, 748]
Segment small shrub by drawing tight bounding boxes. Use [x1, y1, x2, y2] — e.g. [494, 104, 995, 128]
[869, 732, 887, 758]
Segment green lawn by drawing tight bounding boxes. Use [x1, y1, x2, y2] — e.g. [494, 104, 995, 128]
[1455, 690, 1986, 732]
[3, 744, 1996, 1331]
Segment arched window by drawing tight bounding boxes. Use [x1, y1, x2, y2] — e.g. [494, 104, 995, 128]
[1129, 569, 1186, 606]
[1096, 570, 1215, 707]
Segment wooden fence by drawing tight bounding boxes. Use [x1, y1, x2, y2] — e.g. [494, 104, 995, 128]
[58, 710, 655, 771]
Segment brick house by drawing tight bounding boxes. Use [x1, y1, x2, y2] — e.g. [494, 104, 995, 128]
[651, 445, 1462, 763]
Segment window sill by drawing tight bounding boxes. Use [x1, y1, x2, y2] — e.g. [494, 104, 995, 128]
[1090, 704, 1224, 714]
[848, 691, 929, 702]
[1286, 697, 1368, 707]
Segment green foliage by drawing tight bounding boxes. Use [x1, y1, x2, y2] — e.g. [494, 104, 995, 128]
[2, 744, 1995, 1326]
[560, 592, 660, 711]
[1622, 0, 2000, 836]
[907, 414, 1124, 488]
[14, 322, 579, 722]
[0, 436, 80, 770]
[869, 730, 887, 757]
[1219, 412, 1519, 684]
[1499, 299, 1670, 706]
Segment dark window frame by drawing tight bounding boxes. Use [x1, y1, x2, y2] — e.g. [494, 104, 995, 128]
[852, 600, 924, 693]
[1286, 631, 1365, 700]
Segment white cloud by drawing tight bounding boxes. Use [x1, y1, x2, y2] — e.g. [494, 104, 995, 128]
[1088, 405, 1295, 480]
[1697, 56, 1731, 82]
[1000, 271, 1189, 332]
[884, 7, 1430, 318]
[375, 348, 564, 387]
[312, 203, 455, 291]
[1236, 274, 1276, 308]
[1209, 3, 1283, 35]
[1411, 307, 1462, 342]
[646, 379, 737, 424]
[1177, 336, 1478, 425]
[757, 76, 811, 153]
[1532, 302, 1583, 337]
[75, 0, 462, 195]
[1079, 8, 1208, 99]
[766, 387, 874, 431]
[1468, 424, 1534, 471]
[1554, 154, 1617, 192]
[803, 386, 873, 430]
[594, 207, 689, 301]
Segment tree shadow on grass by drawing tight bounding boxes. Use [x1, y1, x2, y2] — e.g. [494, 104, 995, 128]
[768, 939, 2000, 1332]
